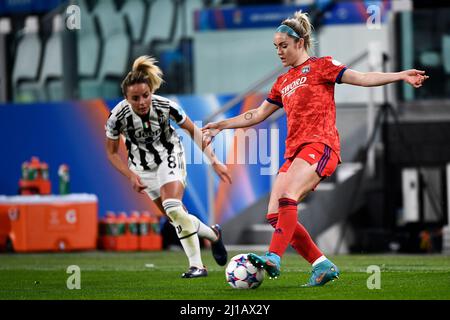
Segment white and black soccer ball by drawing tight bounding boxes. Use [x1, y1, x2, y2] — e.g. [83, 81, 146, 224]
[225, 253, 264, 289]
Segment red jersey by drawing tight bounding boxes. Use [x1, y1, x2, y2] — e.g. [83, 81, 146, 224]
[267, 56, 347, 160]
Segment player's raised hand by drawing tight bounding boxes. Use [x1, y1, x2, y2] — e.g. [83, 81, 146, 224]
[130, 173, 147, 194]
[202, 122, 221, 146]
[402, 69, 429, 88]
[212, 162, 232, 184]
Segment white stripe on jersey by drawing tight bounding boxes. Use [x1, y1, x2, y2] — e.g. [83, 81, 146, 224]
[105, 95, 187, 170]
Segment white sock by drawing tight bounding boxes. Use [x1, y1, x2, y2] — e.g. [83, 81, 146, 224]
[163, 199, 204, 268]
[179, 235, 203, 269]
[189, 214, 218, 242]
[312, 255, 327, 267]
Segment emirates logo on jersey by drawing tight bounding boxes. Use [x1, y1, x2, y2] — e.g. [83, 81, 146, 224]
[281, 76, 307, 97]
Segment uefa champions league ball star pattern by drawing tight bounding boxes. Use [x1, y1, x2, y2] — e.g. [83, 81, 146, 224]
[225, 254, 264, 289]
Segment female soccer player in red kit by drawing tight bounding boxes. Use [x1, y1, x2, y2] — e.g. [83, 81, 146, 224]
[202, 11, 428, 286]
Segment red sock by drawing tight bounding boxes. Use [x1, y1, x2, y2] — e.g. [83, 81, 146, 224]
[267, 212, 323, 264]
[268, 198, 298, 257]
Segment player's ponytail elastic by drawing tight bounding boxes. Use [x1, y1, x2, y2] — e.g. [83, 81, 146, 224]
[121, 55, 164, 96]
[281, 10, 314, 52]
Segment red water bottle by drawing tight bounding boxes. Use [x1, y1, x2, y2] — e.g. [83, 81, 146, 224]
[115, 212, 128, 251]
[29, 157, 39, 181]
[139, 211, 152, 250]
[39, 162, 51, 194]
[148, 211, 162, 251]
[128, 211, 139, 251]
[101, 211, 117, 250]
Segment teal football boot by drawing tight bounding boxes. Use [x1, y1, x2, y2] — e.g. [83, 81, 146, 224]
[303, 259, 340, 287]
[247, 252, 281, 278]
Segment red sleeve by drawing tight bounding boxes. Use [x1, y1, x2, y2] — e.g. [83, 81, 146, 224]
[266, 77, 283, 108]
[319, 56, 347, 84]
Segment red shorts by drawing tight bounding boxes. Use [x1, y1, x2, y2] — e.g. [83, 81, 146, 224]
[279, 142, 339, 178]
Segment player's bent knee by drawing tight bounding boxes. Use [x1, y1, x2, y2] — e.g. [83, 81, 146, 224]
[162, 199, 197, 239]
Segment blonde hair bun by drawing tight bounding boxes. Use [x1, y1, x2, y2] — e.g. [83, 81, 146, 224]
[282, 10, 314, 52]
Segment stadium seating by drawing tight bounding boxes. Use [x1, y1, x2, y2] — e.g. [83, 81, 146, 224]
[79, 0, 130, 99]
[39, 14, 64, 101]
[0, 18, 11, 102]
[11, 16, 42, 102]
[180, 0, 203, 39]
[120, 0, 148, 43]
[7, 0, 204, 102]
[77, 0, 101, 81]
[0, 18, 11, 35]
[443, 35, 450, 96]
[119, 0, 151, 70]
[443, 35, 450, 73]
[143, 0, 175, 47]
[13, 15, 67, 102]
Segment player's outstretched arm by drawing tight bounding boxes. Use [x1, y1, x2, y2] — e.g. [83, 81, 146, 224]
[341, 68, 429, 88]
[105, 138, 147, 193]
[201, 100, 280, 146]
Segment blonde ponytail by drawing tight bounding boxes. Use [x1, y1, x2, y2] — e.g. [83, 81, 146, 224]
[121, 55, 164, 96]
[281, 10, 314, 52]
[132, 56, 163, 91]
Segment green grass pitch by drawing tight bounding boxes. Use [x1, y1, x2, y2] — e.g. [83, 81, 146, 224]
[0, 250, 449, 300]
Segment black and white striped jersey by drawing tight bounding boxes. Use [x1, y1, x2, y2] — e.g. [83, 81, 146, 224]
[105, 94, 187, 170]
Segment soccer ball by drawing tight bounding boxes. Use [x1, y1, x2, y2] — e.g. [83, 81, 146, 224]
[225, 253, 264, 289]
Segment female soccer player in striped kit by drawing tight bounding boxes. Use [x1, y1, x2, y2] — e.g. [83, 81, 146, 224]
[202, 11, 428, 286]
[106, 56, 232, 278]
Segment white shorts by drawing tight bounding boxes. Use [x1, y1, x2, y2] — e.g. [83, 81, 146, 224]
[132, 151, 187, 200]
